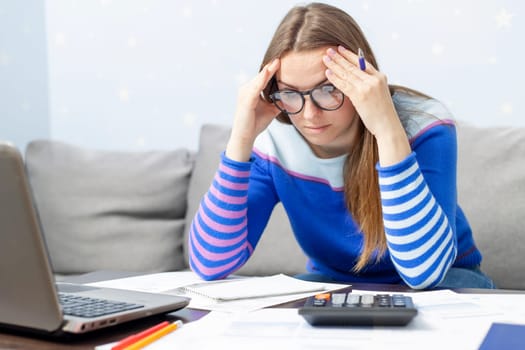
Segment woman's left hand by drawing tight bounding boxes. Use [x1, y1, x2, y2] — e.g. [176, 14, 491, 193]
[322, 46, 399, 139]
[323, 46, 411, 166]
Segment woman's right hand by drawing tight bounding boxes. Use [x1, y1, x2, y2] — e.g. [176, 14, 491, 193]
[226, 58, 281, 162]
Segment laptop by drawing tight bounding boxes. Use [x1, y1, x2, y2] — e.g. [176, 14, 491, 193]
[0, 142, 190, 337]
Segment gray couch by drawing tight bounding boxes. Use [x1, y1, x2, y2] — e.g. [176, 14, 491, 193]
[24, 122, 525, 290]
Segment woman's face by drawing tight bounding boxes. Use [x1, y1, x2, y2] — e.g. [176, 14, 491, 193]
[276, 47, 359, 158]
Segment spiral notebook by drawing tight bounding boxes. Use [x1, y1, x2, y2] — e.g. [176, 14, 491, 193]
[177, 274, 327, 302]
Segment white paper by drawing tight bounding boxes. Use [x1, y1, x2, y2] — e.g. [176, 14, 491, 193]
[96, 307, 498, 350]
[95, 288, 525, 350]
[174, 287, 345, 313]
[87, 271, 349, 312]
[87, 270, 222, 293]
[180, 273, 326, 301]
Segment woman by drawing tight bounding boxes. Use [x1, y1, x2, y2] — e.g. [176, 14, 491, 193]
[188, 2, 494, 289]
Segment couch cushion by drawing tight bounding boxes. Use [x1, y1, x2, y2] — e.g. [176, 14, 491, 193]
[456, 123, 525, 290]
[183, 124, 307, 276]
[25, 140, 194, 275]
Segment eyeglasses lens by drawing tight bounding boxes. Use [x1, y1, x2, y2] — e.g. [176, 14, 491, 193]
[274, 91, 302, 114]
[312, 85, 344, 110]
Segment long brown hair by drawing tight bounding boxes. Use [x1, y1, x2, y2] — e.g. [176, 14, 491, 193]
[260, 2, 389, 271]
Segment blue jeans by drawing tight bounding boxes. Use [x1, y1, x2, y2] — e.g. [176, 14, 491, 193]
[436, 266, 496, 289]
[295, 266, 496, 289]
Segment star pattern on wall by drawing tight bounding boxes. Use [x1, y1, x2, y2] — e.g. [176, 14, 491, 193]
[0, 51, 10, 66]
[495, 8, 515, 29]
[4, 1, 522, 151]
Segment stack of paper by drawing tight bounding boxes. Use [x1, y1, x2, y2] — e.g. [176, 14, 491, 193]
[177, 274, 326, 301]
[88, 272, 349, 312]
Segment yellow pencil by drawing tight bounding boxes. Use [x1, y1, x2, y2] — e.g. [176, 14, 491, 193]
[123, 320, 183, 350]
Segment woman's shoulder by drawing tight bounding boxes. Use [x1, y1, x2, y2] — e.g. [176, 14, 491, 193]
[392, 90, 456, 142]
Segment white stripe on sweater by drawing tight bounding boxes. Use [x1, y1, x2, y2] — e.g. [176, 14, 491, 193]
[387, 218, 450, 260]
[383, 195, 437, 229]
[380, 174, 424, 200]
[378, 162, 419, 185]
[382, 185, 430, 215]
[385, 208, 445, 244]
[392, 243, 456, 289]
[391, 228, 455, 278]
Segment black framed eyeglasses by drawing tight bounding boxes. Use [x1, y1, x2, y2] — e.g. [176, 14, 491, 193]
[269, 83, 345, 115]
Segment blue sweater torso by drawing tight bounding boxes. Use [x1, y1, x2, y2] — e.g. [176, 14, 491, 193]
[189, 92, 482, 288]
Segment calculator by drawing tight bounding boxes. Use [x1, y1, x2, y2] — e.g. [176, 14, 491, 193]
[298, 292, 418, 326]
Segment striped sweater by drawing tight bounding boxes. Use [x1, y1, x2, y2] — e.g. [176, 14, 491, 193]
[189, 92, 482, 289]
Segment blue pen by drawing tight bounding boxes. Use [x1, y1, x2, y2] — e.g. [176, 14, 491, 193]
[358, 48, 366, 71]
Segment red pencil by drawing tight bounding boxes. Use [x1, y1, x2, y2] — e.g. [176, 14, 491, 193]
[111, 321, 170, 350]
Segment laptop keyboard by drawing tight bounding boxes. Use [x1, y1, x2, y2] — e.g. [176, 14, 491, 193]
[58, 292, 144, 318]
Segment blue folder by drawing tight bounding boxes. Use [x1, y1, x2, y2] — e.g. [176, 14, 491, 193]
[478, 322, 525, 350]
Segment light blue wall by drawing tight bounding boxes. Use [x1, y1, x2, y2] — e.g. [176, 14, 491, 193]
[0, 0, 50, 151]
[2, 1, 524, 151]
